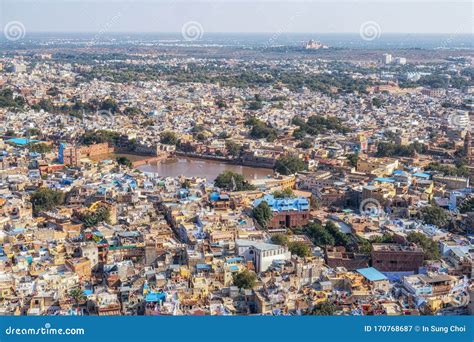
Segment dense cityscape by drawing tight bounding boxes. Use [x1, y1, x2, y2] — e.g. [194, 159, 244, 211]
[0, 31, 473, 317]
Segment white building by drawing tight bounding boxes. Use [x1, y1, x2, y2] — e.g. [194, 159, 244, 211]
[382, 53, 392, 64]
[236, 239, 291, 272]
[12, 62, 27, 73]
[394, 57, 407, 65]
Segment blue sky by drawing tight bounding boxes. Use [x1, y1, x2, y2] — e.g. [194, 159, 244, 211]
[1, 0, 472, 33]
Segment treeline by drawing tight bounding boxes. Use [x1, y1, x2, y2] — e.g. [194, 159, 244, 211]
[245, 117, 277, 142]
[81, 64, 370, 95]
[425, 162, 470, 178]
[0, 88, 25, 109]
[375, 141, 426, 157]
[81, 130, 121, 146]
[32, 97, 139, 115]
[400, 74, 471, 90]
[292, 115, 351, 139]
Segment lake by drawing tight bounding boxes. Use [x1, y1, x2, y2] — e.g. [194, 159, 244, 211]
[137, 157, 272, 180]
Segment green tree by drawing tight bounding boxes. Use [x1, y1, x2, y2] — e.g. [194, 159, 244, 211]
[181, 179, 192, 189]
[0, 88, 25, 109]
[78, 205, 111, 228]
[272, 188, 294, 198]
[407, 231, 440, 260]
[425, 162, 470, 178]
[459, 198, 474, 214]
[225, 140, 242, 157]
[216, 98, 227, 109]
[81, 130, 121, 146]
[247, 119, 277, 142]
[296, 139, 313, 149]
[30, 143, 52, 154]
[27, 128, 42, 137]
[100, 98, 119, 113]
[376, 142, 425, 158]
[233, 270, 257, 289]
[271, 233, 289, 246]
[288, 242, 311, 257]
[160, 131, 179, 145]
[30, 188, 65, 214]
[214, 171, 255, 191]
[116, 156, 133, 167]
[308, 302, 337, 315]
[252, 201, 273, 229]
[372, 97, 384, 108]
[68, 288, 86, 307]
[124, 107, 142, 116]
[303, 222, 335, 247]
[274, 156, 307, 175]
[347, 153, 358, 168]
[325, 221, 350, 247]
[248, 100, 263, 110]
[418, 206, 449, 228]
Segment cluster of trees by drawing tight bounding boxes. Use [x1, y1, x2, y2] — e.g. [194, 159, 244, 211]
[307, 302, 337, 315]
[302, 221, 350, 248]
[245, 117, 277, 142]
[407, 231, 440, 260]
[346, 153, 358, 168]
[274, 156, 307, 175]
[68, 288, 87, 308]
[270, 234, 311, 257]
[31, 98, 125, 117]
[399, 74, 470, 90]
[247, 94, 264, 110]
[417, 205, 449, 228]
[81, 130, 121, 146]
[375, 142, 426, 158]
[76, 204, 111, 228]
[275, 72, 370, 95]
[232, 269, 257, 289]
[425, 162, 470, 178]
[30, 143, 52, 154]
[296, 139, 313, 149]
[357, 233, 395, 255]
[160, 131, 179, 145]
[272, 188, 294, 198]
[106, 62, 370, 95]
[292, 115, 351, 140]
[225, 140, 242, 157]
[399, 74, 471, 90]
[252, 201, 273, 228]
[116, 156, 133, 167]
[0, 88, 25, 109]
[459, 198, 474, 214]
[30, 188, 65, 215]
[215, 98, 227, 109]
[81, 63, 167, 83]
[214, 171, 256, 192]
[371, 97, 384, 108]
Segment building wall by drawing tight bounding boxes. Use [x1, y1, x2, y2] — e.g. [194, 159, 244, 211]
[372, 250, 424, 272]
[267, 210, 309, 229]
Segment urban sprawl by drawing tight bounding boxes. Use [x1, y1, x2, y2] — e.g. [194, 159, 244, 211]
[0, 38, 473, 316]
